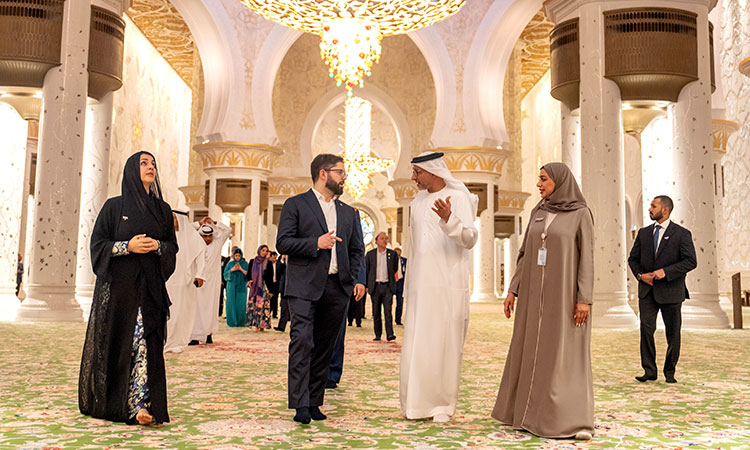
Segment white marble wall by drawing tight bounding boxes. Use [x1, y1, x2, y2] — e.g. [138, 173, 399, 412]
[109, 16, 192, 210]
[0, 104, 28, 317]
[719, 0, 750, 286]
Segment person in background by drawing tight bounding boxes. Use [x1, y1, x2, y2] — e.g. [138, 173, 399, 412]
[219, 255, 230, 317]
[224, 247, 248, 327]
[246, 245, 271, 331]
[264, 251, 280, 319]
[394, 248, 406, 326]
[365, 232, 398, 341]
[274, 255, 289, 332]
[16, 255, 23, 297]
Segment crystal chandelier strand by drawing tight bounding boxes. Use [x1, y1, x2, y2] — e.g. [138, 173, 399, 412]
[343, 97, 393, 200]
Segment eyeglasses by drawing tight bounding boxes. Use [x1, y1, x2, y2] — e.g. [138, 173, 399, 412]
[325, 168, 347, 178]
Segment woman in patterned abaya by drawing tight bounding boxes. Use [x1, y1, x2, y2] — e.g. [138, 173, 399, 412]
[245, 245, 271, 331]
[491, 162, 594, 440]
[78, 151, 177, 425]
[223, 247, 248, 327]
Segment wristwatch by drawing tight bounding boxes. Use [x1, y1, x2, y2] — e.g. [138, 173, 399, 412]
[636, 273, 642, 281]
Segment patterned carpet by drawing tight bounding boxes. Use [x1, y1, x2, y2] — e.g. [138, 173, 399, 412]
[1, 303, 749, 450]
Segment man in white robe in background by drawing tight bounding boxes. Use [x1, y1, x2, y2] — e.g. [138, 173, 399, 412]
[165, 212, 206, 353]
[190, 216, 232, 345]
[400, 151, 478, 423]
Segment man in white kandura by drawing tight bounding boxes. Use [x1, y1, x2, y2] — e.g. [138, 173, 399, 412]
[400, 151, 478, 423]
[190, 217, 232, 345]
[164, 211, 206, 353]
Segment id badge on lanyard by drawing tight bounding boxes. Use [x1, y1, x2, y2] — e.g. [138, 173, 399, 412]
[538, 232, 548, 267]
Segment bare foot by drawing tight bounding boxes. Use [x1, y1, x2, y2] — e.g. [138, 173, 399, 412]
[135, 408, 153, 425]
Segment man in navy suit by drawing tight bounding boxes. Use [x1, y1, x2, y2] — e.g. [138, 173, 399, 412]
[394, 247, 407, 326]
[365, 232, 399, 341]
[276, 154, 365, 424]
[628, 195, 697, 384]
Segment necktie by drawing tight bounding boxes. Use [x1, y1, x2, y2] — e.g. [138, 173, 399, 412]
[653, 224, 661, 257]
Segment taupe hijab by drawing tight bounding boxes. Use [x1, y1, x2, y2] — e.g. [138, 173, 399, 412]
[536, 162, 588, 213]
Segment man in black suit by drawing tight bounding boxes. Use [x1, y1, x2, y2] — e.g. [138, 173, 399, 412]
[394, 247, 407, 326]
[274, 255, 289, 331]
[276, 153, 365, 424]
[628, 195, 697, 384]
[365, 232, 399, 341]
[264, 251, 280, 318]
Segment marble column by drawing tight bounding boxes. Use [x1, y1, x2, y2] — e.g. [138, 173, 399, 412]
[18, 0, 91, 321]
[206, 177, 222, 221]
[16, 124, 37, 301]
[578, 3, 637, 329]
[670, 7, 729, 329]
[383, 207, 399, 247]
[243, 177, 262, 257]
[0, 104, 28, 320]
[472, 181, 498, 303]
[495, 238, 504, 295]
[561, 103, 581, 183]
[75, 94, 114, 318]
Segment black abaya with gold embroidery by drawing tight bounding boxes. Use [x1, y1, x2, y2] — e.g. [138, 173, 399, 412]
[78, 152, 177, 424]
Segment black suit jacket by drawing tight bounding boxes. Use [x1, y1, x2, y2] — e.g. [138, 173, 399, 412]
[276, 189, 364, 300]
[264, 262, 279, 295]
[628, 221, 697, 304]
[365, 248, 398, 294]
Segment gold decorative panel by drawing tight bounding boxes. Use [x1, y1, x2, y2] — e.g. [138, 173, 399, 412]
[604, 8, 698, 102]
[549, 18, 580, 110]
[496, 190, 531, 211]
[194, 142, 284, 174]
[518, 9, 554, 99]
[740, 56, 750, 77]
[438, 147, 511, 175]
[179, 185, 205, 205]
[127, 0, 194, 85]
[711, 119, 740, 156]
[268, 177, 311, 198]
[0, 0, 64, 88]
[388, 178, 418, 202]
[88, 6, 126, 100]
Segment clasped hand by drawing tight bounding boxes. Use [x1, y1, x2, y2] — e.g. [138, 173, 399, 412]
[317, 230, 342, 250]
[640, 269, 666, 286]
[505, 291, 589, 327]
[128, 234, 159, 254]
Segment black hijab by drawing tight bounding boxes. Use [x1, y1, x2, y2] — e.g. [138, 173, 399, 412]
[122, 151, 166, 227]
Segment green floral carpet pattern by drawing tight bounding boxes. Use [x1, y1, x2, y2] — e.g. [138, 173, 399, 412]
[1, 303, 749, 449]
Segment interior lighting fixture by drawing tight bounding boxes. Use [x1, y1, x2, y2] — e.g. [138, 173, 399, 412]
[342, 96, 392, 199]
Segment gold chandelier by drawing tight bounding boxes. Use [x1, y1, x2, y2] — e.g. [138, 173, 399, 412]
[241, 1, 465, 95]
[343, 96, 393, 200]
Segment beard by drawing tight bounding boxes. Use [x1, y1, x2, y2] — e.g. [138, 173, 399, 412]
[326, 177, 344, 196]
[649, 210, 662, 221]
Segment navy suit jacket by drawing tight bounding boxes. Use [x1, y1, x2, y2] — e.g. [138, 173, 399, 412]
[276, 189, 364, 300]
[628, 221, 697, 304]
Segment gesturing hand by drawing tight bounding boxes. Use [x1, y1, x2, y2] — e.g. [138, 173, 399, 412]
[317, 230, 342, 250]
[128, 234, 159, 254]
[432, 196, 452, 222]
[574, 302, 590, 327]
[504, 292, 515, 319]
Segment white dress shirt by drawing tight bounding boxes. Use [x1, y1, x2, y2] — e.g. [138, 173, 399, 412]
[653, 218, 671, 254]
[313, 187, 338, 274]
[376, 249, 388, 282]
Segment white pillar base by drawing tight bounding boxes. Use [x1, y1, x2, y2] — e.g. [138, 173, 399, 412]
[592, 291, 638, 329]
[470, 291, 499, 303]
[76, 283, 95, 321]
[17, 284, 83, 322]
[682, 293, 730, 329]
[0, 290, 20, 322]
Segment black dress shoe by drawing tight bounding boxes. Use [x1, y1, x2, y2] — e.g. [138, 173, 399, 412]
[395, 322, 402, 326]
[325, 380, 338, 389]
[356, 323, 362, 327]
[294, 407, 311, 424]
[310, 406, 327, 420]
[188, 340, 200, 346]
[665, 375, 677, 384]
[387, 335, 396, 341]
[206, 335, 213, 344]
[273, 327, 284, 332]
[373, 337, 381, 341]
[635, 374, 657, 382]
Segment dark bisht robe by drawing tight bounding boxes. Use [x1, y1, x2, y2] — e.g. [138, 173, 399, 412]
[78, 152, 178, 424]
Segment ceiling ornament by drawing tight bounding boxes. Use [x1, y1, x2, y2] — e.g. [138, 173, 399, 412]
[518, 9, 554, 99]
[342, 96, 393, 200]
[240, 0, 465, 95]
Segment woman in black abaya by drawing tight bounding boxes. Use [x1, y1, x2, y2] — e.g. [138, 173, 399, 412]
[78, 151, 178, 425]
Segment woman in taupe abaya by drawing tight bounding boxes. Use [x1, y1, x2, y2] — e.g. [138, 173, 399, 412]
[491, 162, 595, 440]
